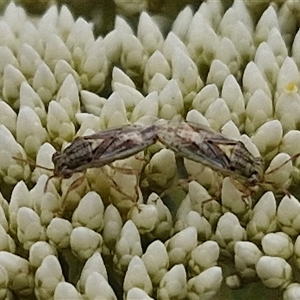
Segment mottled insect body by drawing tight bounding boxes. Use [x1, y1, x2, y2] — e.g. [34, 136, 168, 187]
[52, 124, 157, 179]
[155, 120, 264, 186]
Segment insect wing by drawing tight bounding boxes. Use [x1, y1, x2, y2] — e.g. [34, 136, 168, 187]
[85, 124, 157, 167]
[156, 121, 234, 172]
[54, 124, 157, 175]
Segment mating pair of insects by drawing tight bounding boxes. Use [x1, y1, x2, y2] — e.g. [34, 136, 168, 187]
[15, 120, 293, 209]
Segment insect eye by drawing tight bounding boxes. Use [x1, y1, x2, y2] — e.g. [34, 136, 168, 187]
[229, 166, 236, 171]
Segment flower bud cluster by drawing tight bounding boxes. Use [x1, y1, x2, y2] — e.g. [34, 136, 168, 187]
[1, 0, 300, 299]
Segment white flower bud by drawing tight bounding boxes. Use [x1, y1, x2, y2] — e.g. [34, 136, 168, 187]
[189, 241, 219, 276]
[165, 226, 197, 267]
[29, 176, 60, 224]
[20, 21, 43, 55]
[214, 212, 246, 253]
[146, 194, 173, 240]
[16, 106, 49, 157]
[205, 98, 231, 130]
[207, 60, 231, 89]
[99, 92, 128, 128]
[277, 195, 300, 237]
[187, 13, 218, 67]
[0, 45, 18, 74]
[171, 49, 203, 98]
[0, 264, 8, 299]
[221, 177, 248, 214]
[0, 125, 30, 184]
[128, 204, 158, 234]
[172, 6, 193, 40]
[225, 274, 242, 289]
[292, 27, 300, 65]
[77, 252, 107, 293]
[163, 32, 189, 63]
[54, 282, 83, 300]
[121, 33, 147, 77]
[81, 38, 109, 92]
[113, 82, 143, 111]
[103, 29, 123, 63]
[72, 192, 104, 231]
[47, 100, 75, 144]
[283, 283, 300, 300]
[46, 217, 72, 249]
[184, 211, 212, 242]
[267, 27, 288, 65]
[264, 153, 293, 188]
[84, 272, 117, 300]
[137, 12, 164, 55]
[123, 256, 152, 297]
[275, 83, 300, 132]
[113, 220, 143, 273]
[102, 204, 123, 253]
[158, 79, 184, 119]
[37, 6, 58, 39]
[29, 241, 57, 269]
[245, 89, 273, 134]
[35, 255, 64, 300]
[234, 241, 262, 279]
[187, 266, 222, 300]
[18, 43, 42, 78]
[56, 74, 80, 121]
[256, 256, 292, 289]
[243, 61, 271, 103]
[254, 42, 279, 88]
[65, 17, 94, 55]
[192, 84, 219, 114]
[9, 181, 31, 235]
[262, 232, 293, 259]
[112, 67, 135, 88]
[251, 120, 283, 157]
[0, 251, 34, 296]
[57, 5, 75, 35]
[70, 227, 102, 260]
[0, 225, 15, 253]
[3, 64, 26, 106]
[247, 192, 277, 242]
[145, 148, 176, 190]
[144, 51, 171, 91]
[80, 90, 106, 116]
[53, 59, 81, 87]
[0, 98, 16, 136]
[215, 37, 240, 77]
[44, 35, 72, 70]
[147, 73, 168, 94]
[254, 6, 278, 44]
[280, 130, 300, 157]
[157, 264, 187, 300]
[221, 75, 245, 126]
[131, 92, 159, 122]
[0, 203, 8, 233]
[142, 240, 169, 286]
[127, 287, 154, 300]
[293, 236, 300, 269]
[19, 81, 47, 125]
[17, 207, 45, 250]
[32, 62, 57, 104]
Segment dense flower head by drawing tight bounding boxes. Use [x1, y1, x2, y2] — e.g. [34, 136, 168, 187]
[1, 0, 300, 299]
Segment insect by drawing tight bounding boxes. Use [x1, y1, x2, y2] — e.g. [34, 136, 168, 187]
[154, 120, 295, 202]
[14, 124, 157, 213]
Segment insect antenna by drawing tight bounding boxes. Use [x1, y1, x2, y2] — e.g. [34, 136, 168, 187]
[13, 155, 56, 193]
[12, 155, 54, 172]
[264, 153, 300, 176]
